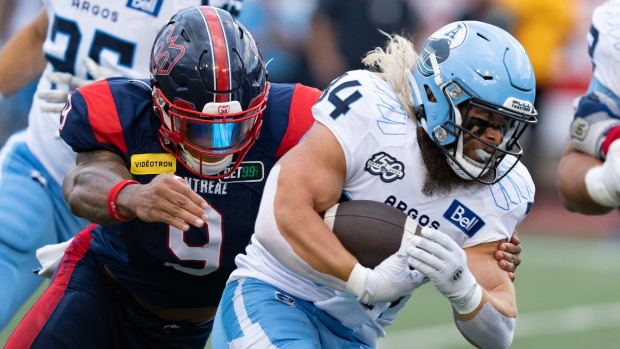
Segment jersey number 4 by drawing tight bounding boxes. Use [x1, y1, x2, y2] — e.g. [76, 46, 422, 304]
[164, 205, 223, 276]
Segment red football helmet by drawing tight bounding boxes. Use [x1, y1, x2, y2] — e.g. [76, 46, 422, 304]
[150, 6, 268, 179]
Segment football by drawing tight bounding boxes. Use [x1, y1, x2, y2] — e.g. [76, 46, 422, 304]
[321, 200, 420, 268]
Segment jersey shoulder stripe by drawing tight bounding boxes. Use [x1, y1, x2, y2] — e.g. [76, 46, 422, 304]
[275, 83, 321, 157]
[80, 80, 128, 154]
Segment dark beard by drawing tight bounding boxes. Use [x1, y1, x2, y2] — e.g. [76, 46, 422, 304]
[416, 127, 487, 196]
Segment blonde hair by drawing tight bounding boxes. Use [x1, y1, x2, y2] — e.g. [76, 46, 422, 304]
[362, 32, 419, 120]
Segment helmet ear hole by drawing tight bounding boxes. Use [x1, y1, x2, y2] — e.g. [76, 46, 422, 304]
[425, 86, 437, 103]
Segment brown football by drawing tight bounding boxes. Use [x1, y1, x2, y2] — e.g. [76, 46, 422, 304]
[321, 200, 420, 268]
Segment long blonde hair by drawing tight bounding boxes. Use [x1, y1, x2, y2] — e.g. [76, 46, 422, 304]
[362, 32, 419, 120]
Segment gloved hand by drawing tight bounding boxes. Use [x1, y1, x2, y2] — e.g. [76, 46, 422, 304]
[209, 0, 243, 17]
[405, 227, 482, 314]
[345, 241, 419, 306]
[570, 92, 620, 160]
[585, 139, 620, 207]
[38, 57, 116, 113]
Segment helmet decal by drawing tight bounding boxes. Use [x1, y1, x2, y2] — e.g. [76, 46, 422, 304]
[418, 23, 468, 77]
[151, 26, 185, 75]
[200, 6, 231, 102]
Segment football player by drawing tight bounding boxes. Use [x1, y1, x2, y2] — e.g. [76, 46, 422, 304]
[556, 0, 620, 215]
[0, 0, 241, 331]
[5, 6, 319, 348]
[212, 21, 537, 349]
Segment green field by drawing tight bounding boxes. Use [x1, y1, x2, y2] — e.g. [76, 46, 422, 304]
[3, 235, 620, 348]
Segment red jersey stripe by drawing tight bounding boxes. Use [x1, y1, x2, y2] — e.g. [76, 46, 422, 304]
[200, 7, 230, 103]
[275, 84, 322, 158]
[4, 226, 96, 349]
[82, 80, 129, 154]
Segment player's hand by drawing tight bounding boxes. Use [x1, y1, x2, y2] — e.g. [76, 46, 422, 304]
[209, 0, 243, 17]
[119, 174, 209, 231]
[345, 240, 419, 306]
[570, 92, 620, 159]
[39, 57, 116, 113]
[496, 231, 521, 282]
[405, 227, 481, 314]
[585, 139, 620, 207]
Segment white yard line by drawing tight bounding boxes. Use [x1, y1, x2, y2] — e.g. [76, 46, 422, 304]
[379, 301, 620, 349]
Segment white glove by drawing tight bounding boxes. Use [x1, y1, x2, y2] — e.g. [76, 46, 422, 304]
[345, 245, 418, 306]
[570, 92, 620, 160]
[38, 57, 116, 113]
[585, 139, 620, 207]
[405, 227, 482, 314]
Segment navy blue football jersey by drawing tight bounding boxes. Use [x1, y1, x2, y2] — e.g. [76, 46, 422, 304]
[60, 77, 321, 307]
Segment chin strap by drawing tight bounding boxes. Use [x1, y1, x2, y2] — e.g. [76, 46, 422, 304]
[429, 53, 444, 87]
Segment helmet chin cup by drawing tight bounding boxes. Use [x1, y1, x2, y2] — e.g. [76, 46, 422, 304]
[180, 148, 233, 176]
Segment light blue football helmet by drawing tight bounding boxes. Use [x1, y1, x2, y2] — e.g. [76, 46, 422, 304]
[410, 21, 538, 184]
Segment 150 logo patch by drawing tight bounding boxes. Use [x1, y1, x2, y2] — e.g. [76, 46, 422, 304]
[365, 152, 405, 182]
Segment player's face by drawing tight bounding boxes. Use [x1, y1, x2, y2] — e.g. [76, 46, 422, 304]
[460, 105, 507, 163]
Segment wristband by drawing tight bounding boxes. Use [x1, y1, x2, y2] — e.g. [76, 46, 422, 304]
[345, 263, 369, 302]
[602, 126, 620, 158]
[452, 283, 482, 314]
[107, 180, 139, 221]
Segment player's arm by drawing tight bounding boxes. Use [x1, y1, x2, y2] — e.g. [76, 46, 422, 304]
[556, 141, 614, 215]
[456, 241, 517, 348]
[406, 229, 516, 348]
[274, 121, 355, 281]
[0, 8, 48, 97]
[269, 122, 417, 305]
[63, 150, 208, 231]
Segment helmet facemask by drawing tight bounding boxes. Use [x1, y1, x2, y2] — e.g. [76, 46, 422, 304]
[154, 84, 268, 179]
[433, 84, 533, 184]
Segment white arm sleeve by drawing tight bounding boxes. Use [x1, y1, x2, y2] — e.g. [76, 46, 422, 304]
[455, 302, 516, 349]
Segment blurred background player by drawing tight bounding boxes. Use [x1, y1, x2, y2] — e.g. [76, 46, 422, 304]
[0, 0, 242, 331]
[556, 0, 620, 215]
[6, 6, 321, 348]
[0, 0, 42, 146]
[212, 21, 537, 349]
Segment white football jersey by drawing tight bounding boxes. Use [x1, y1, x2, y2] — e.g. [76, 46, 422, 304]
[588, 0, 620, 99]
[26, 0, 205, 185]
[230, 70, 535, 339]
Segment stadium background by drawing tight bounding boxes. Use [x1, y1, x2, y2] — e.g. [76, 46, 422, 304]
[2, 0, 619, 347]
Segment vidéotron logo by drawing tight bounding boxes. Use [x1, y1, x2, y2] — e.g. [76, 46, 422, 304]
[365, 152, 405, 182]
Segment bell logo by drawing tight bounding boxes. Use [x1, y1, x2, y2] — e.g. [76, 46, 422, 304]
[218, 105, 230, 114]
[443, 200, 485, 237]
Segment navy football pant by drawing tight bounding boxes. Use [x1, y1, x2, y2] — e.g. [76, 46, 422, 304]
[5, 227, 212, 349]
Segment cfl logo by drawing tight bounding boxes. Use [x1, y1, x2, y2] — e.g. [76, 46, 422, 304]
[452, 266, 463, 281]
